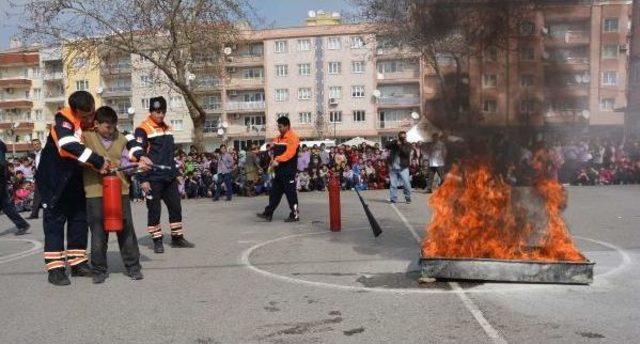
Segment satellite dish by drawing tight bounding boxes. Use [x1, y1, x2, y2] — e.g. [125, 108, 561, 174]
[127, 107, 135, 115]
[308, 10, 316, 18]
[575, 75, 583, 83]
[411, 112, 420, 120]
[377, 72, 384, 80]
[541, 27, 549, 35]
[217, 122, 223, 129]
[581, 110, 590, 119]
[582, 74, 591, 83]
[217, 128, 225, 136]
[96, 86, 104, 94]
[332, 12, 340, 18]
[222, 121, 229, 128]
[223, 47, 232, 56]
[372, 90, 381, 98]
[187, 73, 196, 81]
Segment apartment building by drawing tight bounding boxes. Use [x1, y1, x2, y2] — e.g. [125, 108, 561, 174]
[628, 0, 640, 134]
[469, 1, 633, 133]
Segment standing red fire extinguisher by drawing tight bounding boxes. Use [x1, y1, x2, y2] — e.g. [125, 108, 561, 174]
[103, 173, 123, 233]
[328, 171, 341, 232]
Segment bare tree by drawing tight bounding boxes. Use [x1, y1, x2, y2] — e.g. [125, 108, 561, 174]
[355, 0, 535, 129]
[17, 0, 253, 150]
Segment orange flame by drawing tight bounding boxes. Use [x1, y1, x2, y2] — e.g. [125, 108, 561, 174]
[422, 161, 585, 262]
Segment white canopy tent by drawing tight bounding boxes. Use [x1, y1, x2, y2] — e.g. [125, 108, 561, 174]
[340, 137, 378, 147]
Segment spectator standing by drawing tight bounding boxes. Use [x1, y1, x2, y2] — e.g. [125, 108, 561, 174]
[28, 138, 43, 219]
[386, 131, 413, 204]
[214, 144, 234, 201]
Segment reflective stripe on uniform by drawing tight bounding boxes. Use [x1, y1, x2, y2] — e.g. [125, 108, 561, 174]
[66, 249, 86, 257]
[169, 222, 183, 229]
[46, 260, 66, 270]
[125, 134, 135, 141]
[77, 148, 93, 163]
[57, 136, 82, 147]
[171, 230, 184, 236]
[68, 257, 88, 266]
[44, 251, 66, 260]
[128, 146, 143, 160]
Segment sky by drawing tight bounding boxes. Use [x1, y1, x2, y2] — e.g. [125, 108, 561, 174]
[0, 0, 357, 49]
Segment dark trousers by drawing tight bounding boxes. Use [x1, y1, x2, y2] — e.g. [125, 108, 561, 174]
[43, 192, 88, 270]
[146, 179, 183, 240]
[426, 166, 445, 191]
[264, 172, 298, 216]
[87, 195, 141, 274]
[214, 173, 233, 201]
[30, 183, 42, 218]
[1, 189, 29, 229]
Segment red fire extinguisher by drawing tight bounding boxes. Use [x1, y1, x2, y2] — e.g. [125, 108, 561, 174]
[103, 174, 123, 232]
[328, 171, 341, 232]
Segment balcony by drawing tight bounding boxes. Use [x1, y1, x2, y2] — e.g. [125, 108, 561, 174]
[0, 99, 33, 110]
[0, 78, 32, 88]
[193, 80, 222, 92]
[43, 71, 64, 81]
[226, 77, 264, 90]
[377, 69, 420, 84]
[45, 91, 65, 103]
[101, 64, 132, 76]
[201, 103, 222, 113]
[546, 31, 589, 46]
[376, 119, 413, 130]
[102, 86, 132, 98]
[376, 47, 420, 60]
[226, 124, 267, 137]
[226, 54, 263, 67]
[544, 109, 586, 124]
[225, 101, 265, 112]
[378, 95, 420, 107]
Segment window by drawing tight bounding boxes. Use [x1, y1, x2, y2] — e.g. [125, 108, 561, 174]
[243, 92, 264, 102]
[602, 71, 618, 86]
[483, 99, 497, 113]
[352, 61, 365, 74]
[299, 111, 312, 124]
[275, 40, 287, 53]
[329, 86, 342, 99]
[485, 46, 498, 61]
[604, 18, 619, 32]
[141, 98, 150, 109]
[140, 75, 152, 87]
[329, 110, 342, 123]
[275, 89, 289, 102]
[204, 95, 221, 109]
[73, 58, 87, 68]
[602, 45, 619, 59]
[170, 96, 181, 108]
[275, 64, 288, 77]
[328, 62, 341, 74]
[33, 109, 43, 121]
[76, 80, 89, 91]
[32, 67, 40, 78]
[351, 36, 365, 48]
[483, 74, 497, 88]
[328, 37, 342, 50]
[520, 100, 534, 114]
[378, 61, 405, 73]
[520, 21, 535, 36]
[520, 74, 534, 87]
[276, 113, 289, 118]
[243, 68, 263, 79]
[298, 88, 312, 100]
[33, 88, 42, 100]
[353, 110, 366, 122]
[600, 98, 615, 111]
[170, 119, 184, 131]
[519, 46, 534, 61]
[351, 85, 365, 98]
[297, 39, 311, 51]
[298, 63, 311, 76]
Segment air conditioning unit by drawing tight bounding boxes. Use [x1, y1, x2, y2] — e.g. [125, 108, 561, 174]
[228, 67, 236, 73]
[619, 44, 629, 52]
[6, 88, 14, 94]
[233, 113, 240, 119]
[328, 98, 338, 105]
[228, 90, 237, 96]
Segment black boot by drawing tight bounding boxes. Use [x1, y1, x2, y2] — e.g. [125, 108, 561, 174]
[70, 262, 93, 277]
[153, 239, 164, 254]
[15, 224, 30, 236]
[284, 212, 300, 223]
[92, 272, 108, 284]
[171, 236, 195, 248]
[126, 268, 144, 280]
[48, 268, 70, 286]
[256, 212, 272, 222]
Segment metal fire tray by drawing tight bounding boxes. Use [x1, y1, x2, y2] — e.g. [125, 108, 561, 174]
[420, 256, 594, 285]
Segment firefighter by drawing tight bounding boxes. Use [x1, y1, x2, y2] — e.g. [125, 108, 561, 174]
[35, 91, 111, 286]
[135, 96, 195, 253]
[257, 116, 300, 222]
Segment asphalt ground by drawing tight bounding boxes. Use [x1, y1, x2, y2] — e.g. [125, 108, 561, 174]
[0, 186, 638, 344]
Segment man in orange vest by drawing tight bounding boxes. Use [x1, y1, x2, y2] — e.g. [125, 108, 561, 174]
[135, 96, 195, 253]
[35, 91, 150, 286]
[257, 116, 300, 222]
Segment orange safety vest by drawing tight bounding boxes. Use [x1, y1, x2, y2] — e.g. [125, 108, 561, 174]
[138, 116, 172, 150]
[50, 107, 84, 160]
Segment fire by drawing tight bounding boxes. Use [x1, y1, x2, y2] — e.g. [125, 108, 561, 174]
[422, 160, 585, 262]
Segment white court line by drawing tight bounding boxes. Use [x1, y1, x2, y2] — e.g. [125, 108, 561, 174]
[390, 203, 508, 344]
[574, 235, 634, 278]
[0, 238, 43, 264]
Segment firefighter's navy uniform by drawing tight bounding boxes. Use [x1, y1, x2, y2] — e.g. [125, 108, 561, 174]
[36, 106, 144, 283]
[134, 97, 193, 251]
[262, 129, 300, 220]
